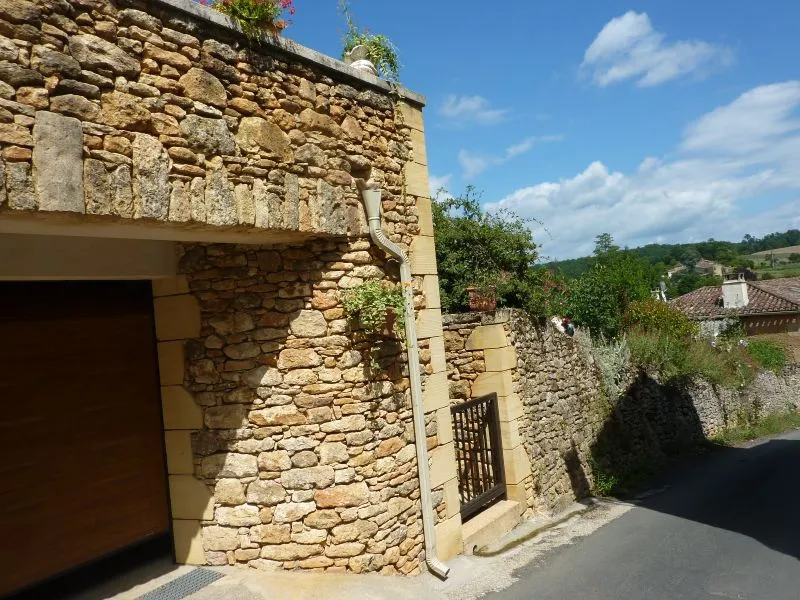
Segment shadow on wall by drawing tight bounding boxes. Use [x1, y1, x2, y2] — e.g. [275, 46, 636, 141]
[568, 372, 706, 500]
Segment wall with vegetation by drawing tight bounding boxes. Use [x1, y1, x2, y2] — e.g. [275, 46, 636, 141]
[443, 309, 800, 515]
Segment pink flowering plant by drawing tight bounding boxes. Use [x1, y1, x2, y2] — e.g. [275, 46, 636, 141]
[213, 0, 295, 39]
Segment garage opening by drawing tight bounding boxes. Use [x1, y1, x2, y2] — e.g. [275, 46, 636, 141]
[0, 281, 171, 597]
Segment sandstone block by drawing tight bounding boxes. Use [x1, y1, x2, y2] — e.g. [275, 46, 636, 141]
[216, 505, 260, 526]
[204, 160, 238, 226]
[214, 479, 246, 505]
[273, 502, 316, 523]
[246, 480, 286, 506]
[201, 453, 258, 479]
[259, 543, 321, 561]
[0, 0, 40, 24]
[289, 310, 327, 338]
[202, 525, 239, 551]
[132, 133, 170, 220]
[280, 466, 335, 490]
[179, 68, 226, 108]
[278, 349, 323, 369]
[318, 442, 349, 465]
[250, 405, 307, 427]
[0, 62, 43, 87]
[205, 405, 248, 430]
[332, 520, 378, 543]
[181, 115, 235, 155]
[235, 116, 290, 158]
[325, 542, 366, 558]
[258, 450, 292, 472]
[314, 482, 369, 508]
[304, 509, 342, 529]
[250, 524, 290, 544]
[69, 34, 141, 78]
[320, 415, 366, 434]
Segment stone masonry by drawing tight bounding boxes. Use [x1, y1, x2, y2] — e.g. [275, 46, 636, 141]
[444, 309, 800, 519]
[1, 0, 462, 577]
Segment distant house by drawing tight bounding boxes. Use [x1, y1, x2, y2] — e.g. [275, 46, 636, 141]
[670, 276, 800, 362]
[694, 259, 726, 277]
[666, 264, 687, 279]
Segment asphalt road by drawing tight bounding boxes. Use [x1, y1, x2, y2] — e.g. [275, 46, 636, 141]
[489, 430, 800, 600]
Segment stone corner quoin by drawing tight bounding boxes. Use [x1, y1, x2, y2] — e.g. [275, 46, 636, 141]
[0, 0, 446, 579]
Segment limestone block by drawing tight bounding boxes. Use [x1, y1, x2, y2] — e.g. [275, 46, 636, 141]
[421, 275, 441, 311]
[484, 346, 518, 372]
[497, 394, 523, 422]
[133, 133, 170, 220]
[410, 236, 437, 275]
[84, 159, 134, 217]
[465, 324, 509, 350]
[161, 386, 202, 430]
[201, 525, 239, 552]
[273, 502, 316, 523]
[410, 128, 428, 166]
[250, 524, 291, 544]
[6, 161, 36, 210]
[436, 407, 454, 446]
[100, 91, 152, 130]
[173, 520, 206, 564]
[404, 161, 430, 199]
[32, 111, 84, 213]
[506, 479, 529, 506]
[216, 505, 260, 527]
[443, 478, 461, 519]
[397, 102, 424, 132]
[201, 453, 258, 479]
[429, 335, 447, 374]
[234, 183, 254, 225]
[261, 543, 322, 561]
[416, 309, 444, 340]
[429, 442, 457, 489]
[164, 430, 194, 475]
[503, 445, 532, 486]
[169, 475, 214, 520]
[471, 371, 513, 398]
[246, 480, 286, 506]
[157, 341, 185, 386]
[279, 465, 335, 490]
[423, 371, 449, 413]
[289, 310, 327, 338]
[434, 514, 463, 562]
[152, 276, 190, 297]
[499, 418, 522, 450]
[214, 479, 246, 505]
[154, 295, 201, 341]
[205, 404, 248, 430]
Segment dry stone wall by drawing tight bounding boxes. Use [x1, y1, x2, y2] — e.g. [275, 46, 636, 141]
[444, 309, 800, 518]
[0, 0, 417, 238]
[181, 241, 434, 575]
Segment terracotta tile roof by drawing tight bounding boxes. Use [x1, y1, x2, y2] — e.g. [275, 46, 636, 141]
[670, 277, 800, 319]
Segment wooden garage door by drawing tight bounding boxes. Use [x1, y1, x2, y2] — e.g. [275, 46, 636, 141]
[0, 281, 170, 596]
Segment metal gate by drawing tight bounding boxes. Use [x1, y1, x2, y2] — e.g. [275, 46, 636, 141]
[451, 392, 506, 521]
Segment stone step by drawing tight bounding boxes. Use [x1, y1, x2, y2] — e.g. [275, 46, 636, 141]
[461, 499, 522, 555]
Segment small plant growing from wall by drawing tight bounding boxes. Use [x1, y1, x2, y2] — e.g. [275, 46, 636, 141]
[342, 280, 406, 370]
[339, 0, 401, 83]
[213, 0, 295, 39]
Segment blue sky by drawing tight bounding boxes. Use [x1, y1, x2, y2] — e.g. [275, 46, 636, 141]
[288, 1, 800, 259]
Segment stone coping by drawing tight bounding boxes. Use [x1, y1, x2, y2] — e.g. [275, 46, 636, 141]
[156, 0, 426, 107]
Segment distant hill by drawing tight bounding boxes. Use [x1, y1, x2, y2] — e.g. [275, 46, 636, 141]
[750, 245, 800, 258]
[548, 229, 800, 279]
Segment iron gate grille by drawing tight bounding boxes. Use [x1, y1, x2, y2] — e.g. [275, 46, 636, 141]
[451, 392, 506, 521]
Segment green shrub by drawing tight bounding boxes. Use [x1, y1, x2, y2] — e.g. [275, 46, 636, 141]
[624, 299, 699, 338]
[747, 340, 787, 372]
[627, 330, 754, 388]
[342, 280, 406, 337]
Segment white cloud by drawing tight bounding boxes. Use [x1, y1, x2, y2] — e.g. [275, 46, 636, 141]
[459, 136, 564, 179]
[429, 173, 453, 198]
[582, 11, 733, 87]
[489, 82, 800, 259]
[440, 95, 509, 125]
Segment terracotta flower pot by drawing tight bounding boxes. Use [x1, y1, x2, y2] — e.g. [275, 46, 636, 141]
[467, 286, 497, 312]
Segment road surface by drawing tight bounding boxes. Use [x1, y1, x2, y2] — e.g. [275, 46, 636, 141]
[489, 430, 800, 600]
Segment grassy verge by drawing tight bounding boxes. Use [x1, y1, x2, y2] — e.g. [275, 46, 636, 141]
[710, 411, 800, 446]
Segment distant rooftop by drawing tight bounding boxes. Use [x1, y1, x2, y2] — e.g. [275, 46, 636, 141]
[670, 276, 800, 319]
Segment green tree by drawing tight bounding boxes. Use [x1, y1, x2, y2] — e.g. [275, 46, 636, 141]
[566, 234, 655, 338]
[432, 186, 543, 313]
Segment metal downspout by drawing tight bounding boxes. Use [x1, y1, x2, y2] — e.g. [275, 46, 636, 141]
[360, 184, 451, 579]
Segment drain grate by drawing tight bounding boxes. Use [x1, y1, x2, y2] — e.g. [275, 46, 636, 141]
[137, 568, 225, 600]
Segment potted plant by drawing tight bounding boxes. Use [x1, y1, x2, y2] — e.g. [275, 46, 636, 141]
[467, 283, 497, 312]
[339, 1, 401, 83]
[213, 0, 296, 39]
[342, 280, 407, 371]
[342, 280, 406, 337]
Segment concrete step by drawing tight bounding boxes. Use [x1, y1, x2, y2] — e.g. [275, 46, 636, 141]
[461, 499, 522, 555]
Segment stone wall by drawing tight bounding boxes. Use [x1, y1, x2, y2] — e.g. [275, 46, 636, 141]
[443, 309, 800, 519]
[175, 240, 439, 575]
[0, 0, 417, 239]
